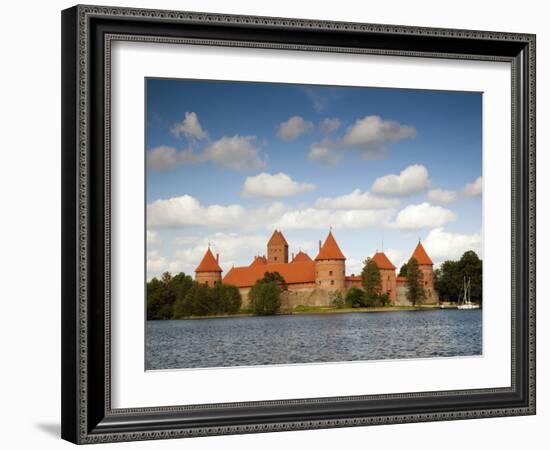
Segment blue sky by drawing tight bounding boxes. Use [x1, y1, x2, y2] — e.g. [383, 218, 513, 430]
[146, 78, 482, 280]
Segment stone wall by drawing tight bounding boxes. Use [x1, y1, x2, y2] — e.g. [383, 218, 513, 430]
[239, 286, 337, 308]
[396, 285, 439, 306]
[281, 288, 337, 308]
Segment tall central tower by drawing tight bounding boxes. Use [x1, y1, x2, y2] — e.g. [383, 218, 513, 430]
[267, 230, 289, 264]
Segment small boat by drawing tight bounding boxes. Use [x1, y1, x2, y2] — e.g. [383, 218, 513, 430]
[457, 276, 479, 310]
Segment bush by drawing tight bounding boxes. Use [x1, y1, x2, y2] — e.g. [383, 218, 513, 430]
[379, 292, 390, 307]
[345, 286, 364, 308]
[330, 291, 345, 308]
[249, 281, 282, 315]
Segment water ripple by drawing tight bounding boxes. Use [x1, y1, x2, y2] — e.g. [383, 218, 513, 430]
[145, 310, 482, 370]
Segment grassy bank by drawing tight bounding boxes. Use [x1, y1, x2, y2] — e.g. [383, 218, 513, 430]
[162, 304, 443, 320]
[282, 304, 440, 315]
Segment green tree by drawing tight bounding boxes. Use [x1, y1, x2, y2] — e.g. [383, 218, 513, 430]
[345, 286, 364, 308]
[458, 251, 483, 304]
[361, 258, 382, 306]
[379, 292, 391, 307]
[216, 284, 242, 314]
[398, 263, 408, 277]
[261, 272, 288, 291]
[434, 252, 482, 304]
[406, 258, 426, 306]
[434, 261, 460, 302]
[146, 277, 163, 319]
[248, 280, 282, 315]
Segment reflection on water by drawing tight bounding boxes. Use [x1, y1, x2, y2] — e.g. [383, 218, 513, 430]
[146, 309, 482, 370]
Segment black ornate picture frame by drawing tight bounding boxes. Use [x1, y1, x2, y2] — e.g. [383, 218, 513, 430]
[61, 4, 536, 444]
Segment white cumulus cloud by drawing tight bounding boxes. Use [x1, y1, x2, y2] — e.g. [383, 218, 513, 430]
[147, 195, 245, 228]
[147, 250, 183, 279]
[315, 189, 399, 209]
[423, 227, 482, 264]
[307, 141, 341, 165]
[427, 189, 459, 204]
[427, 176, 483, 204]
[372, 164, 431, 196]
[343, 115, 416, 147]
[464, 176, 482, 197]
[147, 135, 265, 171]
[277, 116, 314, 141]
[147, 230, 160, 246]
[394, 202, 456, 230]
[171, 111, 208, 139]
[147, 195, 287, 230]
[200, 135, 267, 170]
[241, 172, 316, 198]
[308, 115, 416, 164]
[147, 145, 180, 171]
[275, 208, 395, 230]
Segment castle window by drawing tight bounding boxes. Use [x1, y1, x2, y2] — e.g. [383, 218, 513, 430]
[425, 281, 427, 286]
[329, 270, 333, 276]
[213, 281, 217, 286]
[274, 257, 277, 261]
[205, 281, 209, 286]
[331, 280, 334, 286]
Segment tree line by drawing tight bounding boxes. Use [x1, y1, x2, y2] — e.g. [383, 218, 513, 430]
[147, 272, 242, 319]
[434, 250, 482, 304]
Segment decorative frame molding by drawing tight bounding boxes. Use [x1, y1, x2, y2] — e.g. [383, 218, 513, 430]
[61, 4, 536, 444]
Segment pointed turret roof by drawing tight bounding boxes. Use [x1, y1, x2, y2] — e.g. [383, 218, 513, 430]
[315, 231, 346, 261]
[195, 248, 222, 273]
[267, 230, 288, 246]
[292, 251, 312, 263]
[372, 252, 396, 270]
[410, 241, 433, 265]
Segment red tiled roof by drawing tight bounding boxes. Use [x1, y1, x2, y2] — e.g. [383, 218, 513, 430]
[410, 241, 433, 265]
[195, 248, 222, 273]
[267, 230, 288, 246]
[315, 232, 346, 261]
[372, 252, 396, 270]
[345, 275, 362, 281]
[291, 251, 312, 263]
[250, 255, 267, 267]
[223, 261, 315, 288]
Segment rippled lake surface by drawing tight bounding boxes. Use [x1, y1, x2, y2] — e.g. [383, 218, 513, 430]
[146, 309, 482, 370]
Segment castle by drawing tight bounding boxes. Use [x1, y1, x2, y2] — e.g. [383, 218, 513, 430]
[194, 230, 438, 307]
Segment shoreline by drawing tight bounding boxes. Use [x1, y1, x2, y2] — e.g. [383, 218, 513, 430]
[148, 304, 476, 321]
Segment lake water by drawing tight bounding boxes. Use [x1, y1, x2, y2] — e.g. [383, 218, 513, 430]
[146, 309, 482, 370]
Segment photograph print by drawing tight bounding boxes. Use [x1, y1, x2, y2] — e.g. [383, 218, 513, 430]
[145, 78, 483, 371]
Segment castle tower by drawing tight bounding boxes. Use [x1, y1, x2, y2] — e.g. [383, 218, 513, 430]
[195, 247, 222, 286]
[315, 231, 346, 290]
[372, 252, 397, 303]
[410, 241, 434, 289]
[267, 230, 289, 264]
[409, 241, 438, 304]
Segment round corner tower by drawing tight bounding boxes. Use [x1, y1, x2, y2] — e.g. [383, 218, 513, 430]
[195, 248, 222, 286]
[314, 231, 346, 290]
[409, 241, 438, 304]
[410, 241, 434, 289]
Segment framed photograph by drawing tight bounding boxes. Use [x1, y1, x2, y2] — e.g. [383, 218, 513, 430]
[61, 5, 536, 444]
